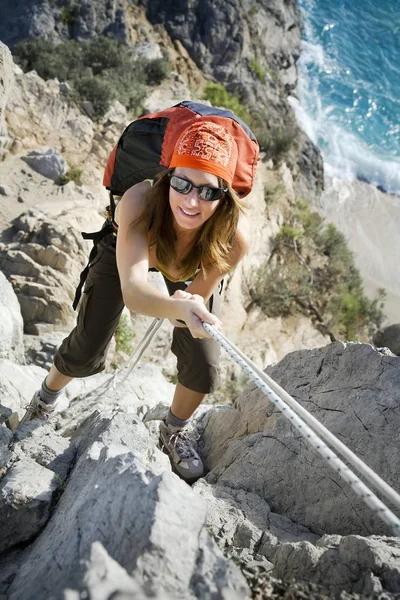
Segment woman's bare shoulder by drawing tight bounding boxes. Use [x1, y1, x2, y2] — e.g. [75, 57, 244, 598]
[115, 180, 152, 224]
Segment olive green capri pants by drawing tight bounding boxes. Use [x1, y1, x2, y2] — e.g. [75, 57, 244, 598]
[54, 233, 222, 394]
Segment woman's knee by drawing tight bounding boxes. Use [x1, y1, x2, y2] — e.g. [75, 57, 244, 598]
[171, 328, 221, 394]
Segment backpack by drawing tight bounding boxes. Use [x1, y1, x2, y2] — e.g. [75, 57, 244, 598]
[103, 100, 259, 221]
[73, 101, 259, 310]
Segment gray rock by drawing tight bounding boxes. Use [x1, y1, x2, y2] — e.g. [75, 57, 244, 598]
[273, 535, 400, 595]
[0, 424, 12, 469]
[13, 421, 76, 482]
[374, 324, 400, 356]
[194, 480, 317, 568]
[22, 147, 68, 181]
[8, 413, 249, 600]
[103, 100, 128, 127]
[0, 548, 25, 598]
[204, 342, 400, 537]
[71, 410, 170, 475]
[56, 362, 175, 437]
[0, 271, 24, 363]
[0, 358, 48, 420]
[0, 207, 103, 332]
[79, 541, 172, 599]
[0, 41, 14, 153]
[0, 457, 60, 554]
[132, 42, 163, 61]
[81, 100, 95, 119]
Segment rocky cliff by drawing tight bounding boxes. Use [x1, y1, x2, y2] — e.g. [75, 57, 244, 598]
[0, 36, 329, 374]
[0, 276, 399, 599]
[1, 5, 399, 598]
[0, 0, 323, 201]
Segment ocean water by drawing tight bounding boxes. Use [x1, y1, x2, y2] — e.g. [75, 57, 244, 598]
[290, 0, 400, 195]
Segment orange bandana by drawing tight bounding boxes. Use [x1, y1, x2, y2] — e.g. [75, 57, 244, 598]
[168, 121, 238, 185]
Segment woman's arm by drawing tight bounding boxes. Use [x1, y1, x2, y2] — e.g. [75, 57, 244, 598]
[116, 183, 221, 338]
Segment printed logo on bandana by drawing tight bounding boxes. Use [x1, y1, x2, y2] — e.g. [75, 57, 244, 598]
[174, 123, 234, 167]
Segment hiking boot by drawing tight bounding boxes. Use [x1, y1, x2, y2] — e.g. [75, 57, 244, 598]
[19, 391, 57, 426]
[159, 419, 204, 483]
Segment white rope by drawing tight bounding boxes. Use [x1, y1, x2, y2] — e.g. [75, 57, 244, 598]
[203, 323, 400, 536]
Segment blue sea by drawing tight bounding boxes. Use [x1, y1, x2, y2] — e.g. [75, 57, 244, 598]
[290, 0, 400, 195]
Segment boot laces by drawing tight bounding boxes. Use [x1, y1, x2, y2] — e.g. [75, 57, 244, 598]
[170, 429, 198, 460]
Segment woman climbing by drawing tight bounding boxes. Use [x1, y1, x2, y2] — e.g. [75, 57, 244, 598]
[21, 120, 254, 483]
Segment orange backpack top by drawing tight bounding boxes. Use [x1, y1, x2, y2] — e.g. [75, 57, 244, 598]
[103, 101, 259, 203]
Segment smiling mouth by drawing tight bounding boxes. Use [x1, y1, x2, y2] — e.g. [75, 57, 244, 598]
[179, 206, 200, 217]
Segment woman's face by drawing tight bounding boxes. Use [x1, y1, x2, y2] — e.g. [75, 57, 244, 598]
[169, 167, 221, 232]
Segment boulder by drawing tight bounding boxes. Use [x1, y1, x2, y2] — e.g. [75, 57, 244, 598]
[5, 68, 94, 158]
[0, 348, 399, 598]
[13, 421, 76, 482]
[0, 359, 48, 419]
[203, 342, 400, 537]
[273, 535, 400, 595]
[0, 424, 12, 469]
[7, 412, 249, 600]
[194, 480, 318, 568]
[0, 271, 24, 362]
[56, 362, 175, 437]
[76, 541, 172, 599]
[0, 205, 104, 333]
[131, 42, 163, 61]
[22, 147, 68, 181]
[374, 324, 400, 356]
[102, 100, 128, 127]
[0, 457, 61, 554]
[0, 41, 14, 154]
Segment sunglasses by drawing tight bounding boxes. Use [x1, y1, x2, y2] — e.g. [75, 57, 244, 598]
[169, 174, 227, 201]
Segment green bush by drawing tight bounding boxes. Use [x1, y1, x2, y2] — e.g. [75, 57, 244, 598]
[14, 39, 84, 81]
[251, 201, 386, 341]
[144, 57, 171, 86]
[246, 109, 297, 161]
[59, 166, 82, 185]
[202, 83, 250, 121]
[60, 2, 79, 26]
[249, 57, 266, 84]
[264, 182, 285, 206]
[114, 314, 135, 356]
[73, 76, 116, 116]
[248, 4, 259, 17]
[13, 36, 168, 118]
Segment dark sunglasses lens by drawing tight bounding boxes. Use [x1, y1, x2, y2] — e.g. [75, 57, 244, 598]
[170, 175, 192, 194]
[199, 186, 223, 201]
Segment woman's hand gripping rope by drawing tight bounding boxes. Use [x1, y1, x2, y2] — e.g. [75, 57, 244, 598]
[169, 289, 221, 339]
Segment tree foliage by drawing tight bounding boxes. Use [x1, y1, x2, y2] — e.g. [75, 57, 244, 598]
[250, 201, 386, 341]
[13, 37, 171, 118]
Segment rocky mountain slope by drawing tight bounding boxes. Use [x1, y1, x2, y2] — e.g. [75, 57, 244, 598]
[0, 0, 323, 200]
[1, 3, 399, 597]
[0, 36, 330, 378]
[1, 275, 399, 599]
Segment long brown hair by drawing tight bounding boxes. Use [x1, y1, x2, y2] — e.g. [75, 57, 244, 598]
[131, 169, 247, 280]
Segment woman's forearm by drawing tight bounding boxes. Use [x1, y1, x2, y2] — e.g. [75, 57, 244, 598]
[121, 280, 182, 320]
[121, 279, 221, 340]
